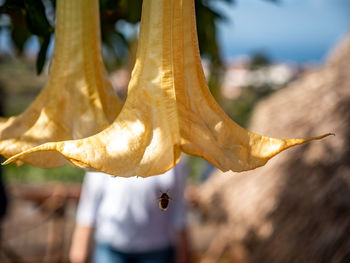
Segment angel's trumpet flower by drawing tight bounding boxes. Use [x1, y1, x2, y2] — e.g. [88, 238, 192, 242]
[0, 0, 122, 167]
[4, 0, 332, 176]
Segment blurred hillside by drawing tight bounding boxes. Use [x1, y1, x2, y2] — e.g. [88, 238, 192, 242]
[192, 32, 350, 263]
[0, 57, 45, 116]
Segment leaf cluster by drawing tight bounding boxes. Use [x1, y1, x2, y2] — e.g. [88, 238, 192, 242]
[0, 0, 53, 74]
[0, 0, 233, 74]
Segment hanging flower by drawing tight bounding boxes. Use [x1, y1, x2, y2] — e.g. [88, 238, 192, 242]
[4, 0, 332, 176]
[0, 0, 122, 167]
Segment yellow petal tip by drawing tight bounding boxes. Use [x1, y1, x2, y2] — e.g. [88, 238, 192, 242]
[318, 132, 335, 139]
[1, 159, 10, 166]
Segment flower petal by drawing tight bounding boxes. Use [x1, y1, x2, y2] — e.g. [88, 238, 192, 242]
[176, 0, 332, 171]
[4, 0, 333, 175]
[0, 0, 122, 167]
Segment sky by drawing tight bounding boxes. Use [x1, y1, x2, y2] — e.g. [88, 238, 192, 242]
[215, 0, 350, 63]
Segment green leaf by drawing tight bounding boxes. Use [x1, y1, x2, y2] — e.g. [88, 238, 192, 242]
[11, 25, 31, 54]
[23, 0, 52, 74]
[24, 0, 52, 36]
[36, 36, 50, 75]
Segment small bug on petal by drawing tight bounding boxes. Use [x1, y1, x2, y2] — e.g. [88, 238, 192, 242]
[158, 192, 172, 211]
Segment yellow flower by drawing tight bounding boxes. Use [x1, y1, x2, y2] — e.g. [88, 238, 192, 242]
[0, 0, 122, 167]
[4, 0, 332, 176]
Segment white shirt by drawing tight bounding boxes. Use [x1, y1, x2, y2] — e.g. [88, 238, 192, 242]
[76, 163, 188, 253]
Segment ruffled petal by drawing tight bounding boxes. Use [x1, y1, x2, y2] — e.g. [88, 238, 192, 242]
[0, 0, 122, 167]
[4, 0, 332, 175]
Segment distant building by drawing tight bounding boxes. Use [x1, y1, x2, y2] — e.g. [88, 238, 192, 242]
[221, 57, 302, 99]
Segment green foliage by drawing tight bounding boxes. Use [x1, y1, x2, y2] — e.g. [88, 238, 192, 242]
[0, 0, 53, 74]
[223, 84, 274, 128]
[0, 59, 45, 116]
[250, 51, 271, 70]
[3, 163, 84, 183]
[0, 155, 84, 183]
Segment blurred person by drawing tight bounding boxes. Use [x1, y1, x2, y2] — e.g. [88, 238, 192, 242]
[69, 159, 189, 263]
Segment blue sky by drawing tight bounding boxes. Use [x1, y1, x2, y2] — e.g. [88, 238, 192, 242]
[215, 0, 350, 63]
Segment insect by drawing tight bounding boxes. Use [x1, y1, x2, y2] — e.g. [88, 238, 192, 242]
[158, 191, 172, 211]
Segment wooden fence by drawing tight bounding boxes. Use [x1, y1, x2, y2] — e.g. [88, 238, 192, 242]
[0, 183, 81, 263]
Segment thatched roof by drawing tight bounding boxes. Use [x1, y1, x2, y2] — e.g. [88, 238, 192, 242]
[195, 32, 350, 263]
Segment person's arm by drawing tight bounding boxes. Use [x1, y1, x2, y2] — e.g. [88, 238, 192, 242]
[69, 172, 106, 263]
[69, 225, 94, 263]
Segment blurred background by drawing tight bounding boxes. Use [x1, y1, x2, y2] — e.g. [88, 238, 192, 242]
[0, 0, 349, 262]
